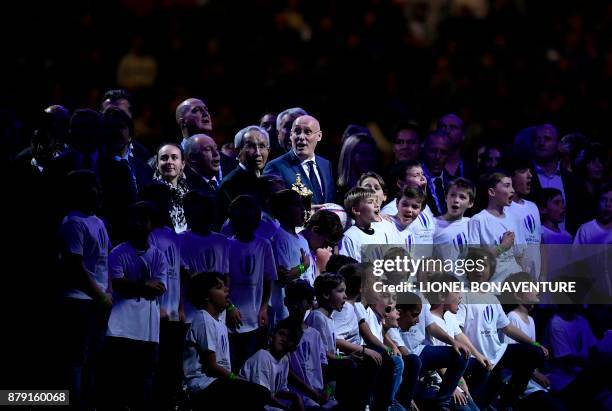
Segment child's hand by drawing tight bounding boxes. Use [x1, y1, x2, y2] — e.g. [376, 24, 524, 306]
[451, 340, 471, 358]
[500, 231, 515, 251]
[258, 306, 268, 327]
[144, 279, 166, 298]
[476, 353, 493, 370]
[179, 308, 186, 323]
[534, 371, 551, 388]
[363, 347, 383, 365]
[227, 308, 242, 329]
[160, 308, 169, 320]
[300, 248, 311, 270]
[452, 388, 468, 406]
[539, 345, 549, 359]
[98, 291, 113, 309]
[392, 345, 402, 356]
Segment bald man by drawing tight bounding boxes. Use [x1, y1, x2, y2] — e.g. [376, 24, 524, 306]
[263, 115, 334, 204]
[437, 113, 476, 180]
[183, 134, 221, 194]
[175, 97, 236, 181]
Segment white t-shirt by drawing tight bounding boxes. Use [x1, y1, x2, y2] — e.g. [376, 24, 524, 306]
[270, 228, 314, 325]
[149, 227, 181, 321]
[427, 311, 462, 346]
[362, 306, 384, 344]
[339, 223, 401, 262]
[221, 211, 281, 241]
[180, 230, 230, 323]
[59, 211, 110, 300]
[332, 302, 361, 345]
[305, 309, 337, 355]
[386, 327, 406, 348]
[400, 294, 435, 356]
[456, 296, 510, 366]
[504, 310, 546, 396]
[228, 236, 277, 333]
[468, 210, 524, 284]
[506, 200, 542, 279]
[540, 226, 573, 285]
[183, 309, 231, 392]
[107, 242, 168, 343]
[574, 219, 612, 244]
[240, 349, 289, 396]
[548, 314, 598, 391]
[433, 217, 470, 262]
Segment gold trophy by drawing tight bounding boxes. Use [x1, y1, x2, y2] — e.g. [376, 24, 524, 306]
[291, 174, 313, 222]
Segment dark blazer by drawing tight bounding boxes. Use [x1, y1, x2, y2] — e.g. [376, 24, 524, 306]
[220, 153, 238, 181]
[527, 163, 580, 234]
[184, 166, 218, 196]
[263, 150, 335, 204]
[424, 167, 452, 217]
[217, 166, 260, 222]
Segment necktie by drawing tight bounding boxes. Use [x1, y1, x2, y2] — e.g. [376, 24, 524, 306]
[121, 158, 138, 197]
[307, 160, 323, 204]
[208, 178, 218, 191]
[434, 177, 446, 215]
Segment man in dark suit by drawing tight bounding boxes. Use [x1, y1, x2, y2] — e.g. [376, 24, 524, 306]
[183, 134, 221, 195]
[438, 113, 478, 182]
[263, 115, 334, 205]
[175, 97, 237, 179]
[527, 123, 580, 234]
[218, 125, 271, 218]
[422, 130, 452, 216]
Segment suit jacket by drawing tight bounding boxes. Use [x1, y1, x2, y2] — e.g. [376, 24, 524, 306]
[220, 153, 238, 181]
[184, 166, 218, 196]
[217, 166, 261, 223]
[263, 150, 335, 204]
[527, 163, 580, 234]
[424, 167, 452, 217]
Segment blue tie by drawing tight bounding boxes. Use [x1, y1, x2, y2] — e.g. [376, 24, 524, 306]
[307, 160, 323, 204]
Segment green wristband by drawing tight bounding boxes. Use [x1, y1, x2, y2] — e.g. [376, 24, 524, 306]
[531, 341, 542, 347]
[227, 303, 236, 312]
[298, 263, 305, 275]
[324, 385, 334, 396]
[336, 353, 344, 360]
[229, 372, 237, 380]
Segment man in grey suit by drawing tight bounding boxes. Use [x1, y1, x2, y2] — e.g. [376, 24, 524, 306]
[263, 115, 334, 205]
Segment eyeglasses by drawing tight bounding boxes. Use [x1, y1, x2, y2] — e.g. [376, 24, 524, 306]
[243, 142, 270, 151]
[292, 126, 321, 137]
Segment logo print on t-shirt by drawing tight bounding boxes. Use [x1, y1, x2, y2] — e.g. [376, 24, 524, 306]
[203, 248, 217, 270]
[220, 334, 227, 354]
[241, 255, 255, 276]
[524, 215, 536, 234]
[165, 246, 176, 268]
[418, 214, 428, 228]
[483, 305, 494, 324]
[453, 233, 467, 252]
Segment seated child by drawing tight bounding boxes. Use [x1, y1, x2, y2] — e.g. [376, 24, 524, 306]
[183, 272, 269, 410]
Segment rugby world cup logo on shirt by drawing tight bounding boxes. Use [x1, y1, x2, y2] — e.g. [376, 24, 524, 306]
[483, 305, 494, 324]
[418, 214, 428, 228]
[524, 215, 536, 235]
[221, 334, 227, 354]
[453, 233, 467, 253]
[241, 255, 256, 276]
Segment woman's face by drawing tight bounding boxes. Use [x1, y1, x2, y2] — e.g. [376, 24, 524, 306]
[360, 176, 387, 207]
[157, 145, 185, 184]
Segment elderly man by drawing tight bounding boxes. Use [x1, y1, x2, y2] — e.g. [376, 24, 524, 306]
[175, 97, 236, 179]
[218, 125, 271, 214]
[264, 115, 334, 205]
[183, 134, 221, 194]
[275, 107, 307, 153]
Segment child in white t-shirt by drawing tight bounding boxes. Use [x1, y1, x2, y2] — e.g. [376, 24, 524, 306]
[427, 273, 482, 411]
[381, 160, 428, 217]
[240, 319, 304, 411]
[506, 160, 542, 279]
[391, 186, 429, 257]
[340, 187, 400, 262]
[226, 195, 277, 372]
[103, 202, 168, 410]
[433, 177, 474, 264]
[183, 272, 270, 410]
[181, 190, 230, 323]
[574, 184, 612, 245]
[285, 280, 337, 409]
[468, 172, 524, 285]
[536, 188, 573, 283]
[58, 171, 111, 409]
[269, 189, 313, 325]
[501, 271, 567, 410]
[141, 182, 184, 409]
[458, 248, 549, 410]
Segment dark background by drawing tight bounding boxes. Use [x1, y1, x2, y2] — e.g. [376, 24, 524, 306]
[2, 0, 611, 163]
